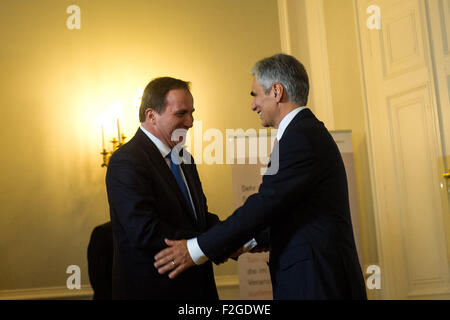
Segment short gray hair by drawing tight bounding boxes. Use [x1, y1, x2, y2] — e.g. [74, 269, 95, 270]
[251, 53, 309, 106]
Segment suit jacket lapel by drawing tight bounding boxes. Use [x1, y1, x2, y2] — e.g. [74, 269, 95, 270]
[135, 129, 198, 224]
[266, 108, 316, 173]
[181, 162, 204, 228]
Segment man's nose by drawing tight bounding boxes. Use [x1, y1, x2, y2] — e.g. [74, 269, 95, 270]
[251, 102, 257, 111]
[185, 114, 194, 128]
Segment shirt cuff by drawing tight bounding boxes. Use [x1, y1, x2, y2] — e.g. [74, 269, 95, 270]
[187, 238, 209, 265]
[242, 238, 258, 253]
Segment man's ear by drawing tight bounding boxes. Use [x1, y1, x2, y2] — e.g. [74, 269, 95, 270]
[273, 83, 284, 103]
[145, 108, 155, 123]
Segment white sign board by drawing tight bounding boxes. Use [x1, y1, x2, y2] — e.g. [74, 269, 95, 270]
[231, 162, 272, 300]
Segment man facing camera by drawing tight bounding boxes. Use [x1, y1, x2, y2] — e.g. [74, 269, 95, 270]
[154, 54, 367, 300]
[105, 77, 220, 299]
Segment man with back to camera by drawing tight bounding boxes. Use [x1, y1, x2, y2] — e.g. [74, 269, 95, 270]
[105, 77, 222, 299]
[154, 54, 367, 300]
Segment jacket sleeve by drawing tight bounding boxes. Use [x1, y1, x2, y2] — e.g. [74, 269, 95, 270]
[253, 227, 270, 249]
[197, 132, 320, 264]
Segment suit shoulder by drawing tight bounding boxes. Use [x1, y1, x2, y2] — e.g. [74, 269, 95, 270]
[94, 222, 112, 234]
[108, 139, 147, 166]
[283, 117, 339, 161]
[282, 121, 315, 149]
[289, 115, 331, 141]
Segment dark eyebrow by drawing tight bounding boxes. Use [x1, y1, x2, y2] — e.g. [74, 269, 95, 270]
[175, 108, 194, 115]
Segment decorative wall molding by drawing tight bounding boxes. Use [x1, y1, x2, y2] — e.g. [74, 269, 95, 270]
[0, 275, 240, 300]
[303, 0, 335, 130]
[277, 0, 292, 54]
[0, 285, 93, 300]
[276, 0, 335, 129]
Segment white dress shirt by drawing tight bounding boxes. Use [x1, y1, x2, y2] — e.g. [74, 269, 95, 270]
[276, 106, 307, 141]
[187, 106, 308, 265]
[139, 126, 197, 219]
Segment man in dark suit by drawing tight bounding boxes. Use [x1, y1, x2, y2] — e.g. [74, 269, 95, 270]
[105, 77, 220, 299]
[154, 54, 367, 300]
[87, 221, 113, 300]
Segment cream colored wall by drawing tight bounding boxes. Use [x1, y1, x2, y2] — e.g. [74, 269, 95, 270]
[322, 0, 379, 297]
[0, 0, 281, 294]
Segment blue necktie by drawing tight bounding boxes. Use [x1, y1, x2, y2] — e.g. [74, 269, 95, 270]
[167, 153, 196, 220]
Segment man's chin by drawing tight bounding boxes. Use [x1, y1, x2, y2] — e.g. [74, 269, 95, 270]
[170, 129, 188, 146]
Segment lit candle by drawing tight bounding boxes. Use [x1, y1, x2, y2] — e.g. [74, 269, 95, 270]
[117, 118, 121, 144]
[101, 125, 105, 150]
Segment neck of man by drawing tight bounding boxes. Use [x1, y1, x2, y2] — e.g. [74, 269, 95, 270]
[141, 121, 156, 137]
[274, 102, 300, 129]
[141, 122, 170, 148]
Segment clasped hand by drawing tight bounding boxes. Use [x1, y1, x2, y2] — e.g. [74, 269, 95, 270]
[153, 239, 194, 279]
[154, 239, 244, 279]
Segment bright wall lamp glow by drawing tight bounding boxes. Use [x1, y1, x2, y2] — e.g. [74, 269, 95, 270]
[100, 100, 126, 167]
[100, 89, 144, 167]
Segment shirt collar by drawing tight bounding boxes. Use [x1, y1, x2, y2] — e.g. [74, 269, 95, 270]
[276, 106, 307, 141]
[140, 126, 171, 158]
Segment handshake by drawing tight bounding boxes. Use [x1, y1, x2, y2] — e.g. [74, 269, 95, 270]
[153, 238, 268, 279]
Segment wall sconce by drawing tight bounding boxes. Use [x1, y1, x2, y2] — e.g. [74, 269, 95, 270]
[100, 101, 127, 167]
[100, 89, 143, 168]
[100, 119, 127, 167]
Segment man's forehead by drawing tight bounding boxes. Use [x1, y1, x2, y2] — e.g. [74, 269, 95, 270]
[165, 89, 192, 102]
[166, 88, 192, 97]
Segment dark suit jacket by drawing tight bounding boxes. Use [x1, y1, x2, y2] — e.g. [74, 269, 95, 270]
[106, 128, 220, 300]
[198, 109, 367, 300]
[87, 221, 113, 300]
